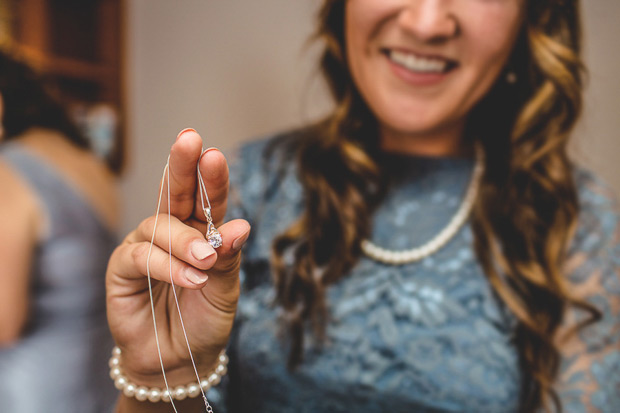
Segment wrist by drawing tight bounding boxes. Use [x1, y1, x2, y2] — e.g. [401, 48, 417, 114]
[109, 346, 228, 403]
[114, 343, 224, 387]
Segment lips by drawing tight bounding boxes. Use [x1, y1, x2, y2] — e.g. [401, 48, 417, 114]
[383, 49, 458, 75]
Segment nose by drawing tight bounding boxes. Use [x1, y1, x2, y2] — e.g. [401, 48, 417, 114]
[398, 0, 459, 43]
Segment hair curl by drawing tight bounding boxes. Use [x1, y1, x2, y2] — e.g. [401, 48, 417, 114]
[271, 1, 600, 411]
[0, 49, 90, 149]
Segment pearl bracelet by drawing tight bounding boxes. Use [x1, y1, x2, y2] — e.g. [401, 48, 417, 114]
[109, 346, 229, 403]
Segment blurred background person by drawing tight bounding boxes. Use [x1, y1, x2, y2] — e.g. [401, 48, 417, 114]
[0, 49, 119, 413]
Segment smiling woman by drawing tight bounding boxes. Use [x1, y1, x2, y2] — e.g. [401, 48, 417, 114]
[345, 0, 523, 155]
[106, 1, 619, 412]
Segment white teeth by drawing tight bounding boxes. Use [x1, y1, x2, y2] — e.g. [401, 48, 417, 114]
[389, 50, 447, 73]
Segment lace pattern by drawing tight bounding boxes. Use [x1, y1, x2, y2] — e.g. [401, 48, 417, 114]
[215, 135, 620, 412]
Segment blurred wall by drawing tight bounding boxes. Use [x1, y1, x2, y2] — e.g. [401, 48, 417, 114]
[122, 0, 330, 233]
[122, 0, 620, 235]
[573, 2, 620, 196]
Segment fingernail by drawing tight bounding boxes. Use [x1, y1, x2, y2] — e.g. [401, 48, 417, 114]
[232, 229, 251, 252]
[198, 147, 221, 167]
[191, 241, 216, 260]
[176, 128, 197, 141]
[201, 147, 219, 157]
[185, 267, 208, 285]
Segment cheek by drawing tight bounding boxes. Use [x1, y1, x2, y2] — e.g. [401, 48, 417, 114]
[345, 2, 375, 76]
[462, 3, 523, 68]
[345, 0, 401, 87]
[457, 5, 523, 100]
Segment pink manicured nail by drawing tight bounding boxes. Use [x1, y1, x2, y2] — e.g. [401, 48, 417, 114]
[232, 230, 251, 252]
[176, 128, 197, 141]
[202, 147, 219, 156]
[185, 267, 208, 285]
[191, 241, 215, 260]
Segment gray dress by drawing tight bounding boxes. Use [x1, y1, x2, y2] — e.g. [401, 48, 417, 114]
[0, 143, 117, 413]
[208, 132, 620, 412]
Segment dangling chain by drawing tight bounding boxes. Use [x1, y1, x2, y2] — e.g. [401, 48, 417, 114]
[145, 150, 223, 412]
[197, 150, 223, 249]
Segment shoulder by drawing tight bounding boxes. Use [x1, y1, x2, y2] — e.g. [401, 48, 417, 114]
[572, 167, 619, 258]
[565, 167, 620, 310]
[575, 167, 618, 216]
[558, 167, 620, 386]
[0, 154, 41, 242]
[0, 144, 40, 209]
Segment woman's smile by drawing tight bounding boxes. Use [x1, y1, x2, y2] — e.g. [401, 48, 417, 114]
[345, 0, 524, 155]
[383, 48, 458, 86]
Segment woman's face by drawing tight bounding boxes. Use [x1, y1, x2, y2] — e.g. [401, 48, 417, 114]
[345, 0, 524, 153]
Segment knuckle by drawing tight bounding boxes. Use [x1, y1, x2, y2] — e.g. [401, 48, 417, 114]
[109, 244, 124, 263]
[153, 249, 170, 271]
[131, 242, 150, 267]
[172, 261, 188, 283]
[139, 216, 157, 236]
[107, 245, 125, 271]
[178, 226, 204, 248]
[171, 192, 194, 205]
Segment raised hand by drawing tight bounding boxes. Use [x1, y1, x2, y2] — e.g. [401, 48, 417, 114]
[106, 130, 250, 410]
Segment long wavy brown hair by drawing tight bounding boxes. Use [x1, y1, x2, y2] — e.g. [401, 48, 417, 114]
[271, 1, 600, 411]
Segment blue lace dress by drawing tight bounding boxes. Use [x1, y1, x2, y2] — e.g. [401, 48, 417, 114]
[211, 133, 620, 413]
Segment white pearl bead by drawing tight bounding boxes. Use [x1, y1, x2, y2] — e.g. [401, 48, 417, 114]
[114, 375, 128, 390]
[215, 364, 227, 375]
[187, 383, 201, 398]
[123, 383, 137, 398]
[109, 367, 122, 380]
[108, 357, 120, 369]
[147, 388, 162, 402]
[135, 386, 149, 401]
[200, 379, 211, 391]
[208, 372, 221, 386]
[108, 346, 229, 402]
[174, 385, 188, 400]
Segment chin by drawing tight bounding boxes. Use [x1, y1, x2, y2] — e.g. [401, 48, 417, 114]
[380, 114, 448, 137]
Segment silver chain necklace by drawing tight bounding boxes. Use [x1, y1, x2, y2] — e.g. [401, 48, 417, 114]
[361, 144, 484, 265]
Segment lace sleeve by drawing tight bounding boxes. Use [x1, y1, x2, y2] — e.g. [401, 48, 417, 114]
[556, 172, 620, 413]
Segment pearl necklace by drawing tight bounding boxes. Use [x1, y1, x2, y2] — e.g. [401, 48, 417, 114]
[361, 144, 484, 265]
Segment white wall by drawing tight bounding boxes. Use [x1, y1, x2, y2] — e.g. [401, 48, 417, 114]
[122, 0, 330, 233]
[122, 0, 620, 235]
[573, 2, 620, 192]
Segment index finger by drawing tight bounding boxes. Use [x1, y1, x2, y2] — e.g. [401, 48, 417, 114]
[163, 129, 203, 221]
